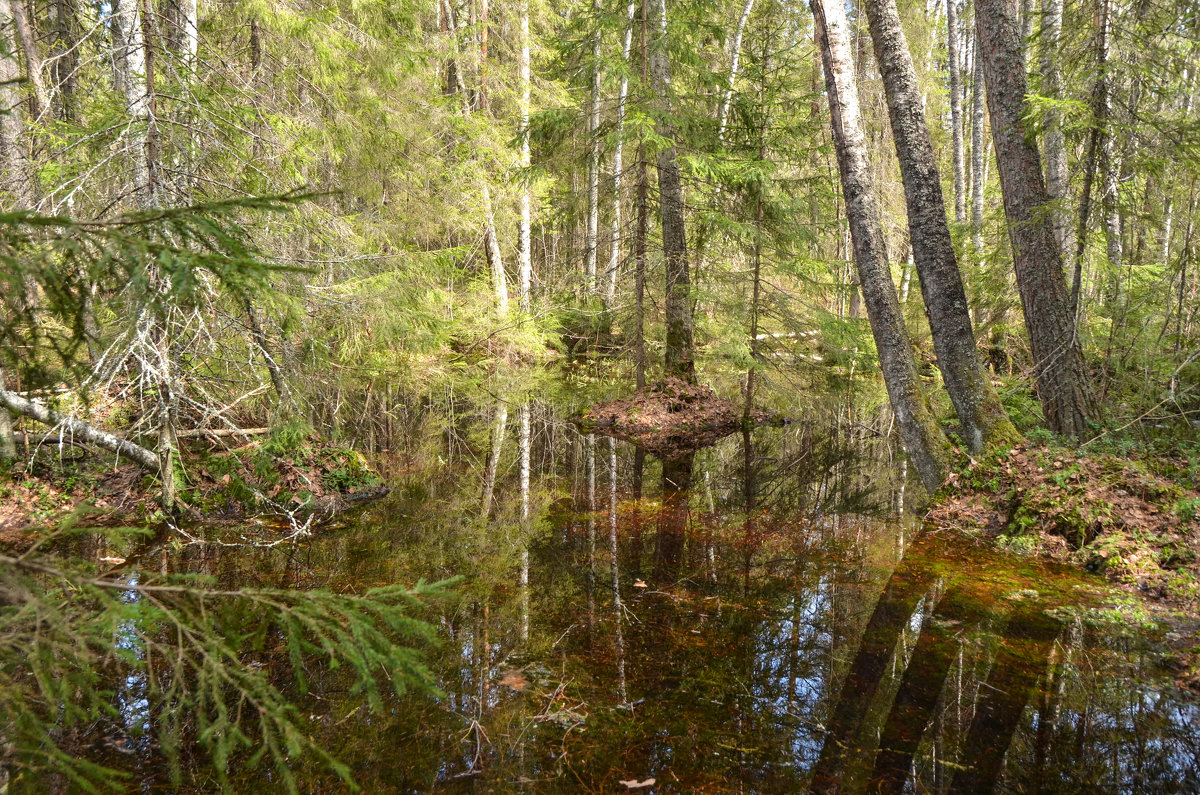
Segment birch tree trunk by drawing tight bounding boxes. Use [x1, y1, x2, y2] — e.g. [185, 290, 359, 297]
[0, 389, 160, 470]
[948, 0, 966, 223]
[115, 0, 156, 206]
[584, 1, 602, 293]
[483, 183, 509, 315]
[517, 0, 533, 311]
[970, 34, 986, 260]
[607, 0, 638, 307]
[812, 0, 951, 492]
[863, 0, 1018, 452]
[717, 0, 756, 142]
[652, 0, 695, 383]
[1039, 0, 1072, 261]
[975, 0, 1095, 438]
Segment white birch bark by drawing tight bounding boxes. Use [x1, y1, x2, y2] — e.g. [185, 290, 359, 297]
[717, 0, 756, 142]
[584, 1, 602, 293]
[606, 0, 637, 307]
[115, 0, 153, 206]
[0, 389, 161, 470]
[970, 34, 986, 261]
[518, 0, 533, 311]
[948, 0, 966, 222]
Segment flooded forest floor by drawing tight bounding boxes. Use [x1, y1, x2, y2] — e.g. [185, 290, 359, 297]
[930, 442, 1200, 687]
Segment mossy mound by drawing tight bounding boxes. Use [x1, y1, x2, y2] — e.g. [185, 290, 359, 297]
[574, 377, 776, 458]
[929, 443, 1200, 690]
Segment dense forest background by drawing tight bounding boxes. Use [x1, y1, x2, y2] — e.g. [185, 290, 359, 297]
[0, 0, 1195, 483]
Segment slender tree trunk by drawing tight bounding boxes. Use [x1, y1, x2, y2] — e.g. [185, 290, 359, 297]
[652, 0, 695, 383]
[481, 403, 507, 519]
[518, 0, 533, 311]
[0, 368, 15, 461]
[584, 0, 602, 293]
[0, 0, 31, 208]
[632, 0, 650, 389]
[717, 0, 756, 141]
[975, 0, 1095, 437]
[812, 0, 952, 492]
[49, 0, 79, 121]
[607, 0, 637, 307]
[115, 0, 158, 206]
[1095, 0, 1122, 286]
[0, 2, 25, 456]
[482, 183, 509, 315]
[244, 297, 290, 409]
[948, 0, 966, 223]
[440, 0, 508, 316]
[1039, 0, 1072, 261]
[863, 0, 1018, 452]
[10, 0, 48, 121]
[970, 34, 986, 260]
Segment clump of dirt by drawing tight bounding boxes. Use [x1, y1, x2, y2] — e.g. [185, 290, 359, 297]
[928, 443, 1200, 688]
[574, 377, 775, 458]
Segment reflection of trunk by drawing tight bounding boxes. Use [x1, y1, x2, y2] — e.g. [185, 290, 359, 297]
[862, 0, 1017, 453]
[869, 584, 984, 793]
[652, 0, 696, 383]
[519, 403, 531, 641]
[811, 559, 932, 792]
[608, 437, 628, 703]
[653, 453, 692, 583]
[481, 404, 508, 519]
[949, 602, 1060, 793]
[975, 0, 1095, 438]
[586, 433, 596, 629]
[812, 0, 951, 492]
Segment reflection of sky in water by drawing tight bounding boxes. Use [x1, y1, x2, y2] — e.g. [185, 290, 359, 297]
[116, 576, 151, 748]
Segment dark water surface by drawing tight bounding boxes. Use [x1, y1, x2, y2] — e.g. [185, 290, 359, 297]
[150, 399, 1197, 792]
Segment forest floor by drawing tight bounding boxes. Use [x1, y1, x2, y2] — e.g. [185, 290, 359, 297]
[573, 377, 776, 458]
[0, 432, 386, 545]
[929, 442, 1200, 689]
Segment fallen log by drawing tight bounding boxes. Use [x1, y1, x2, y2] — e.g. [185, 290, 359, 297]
[0, 390, 159, 471]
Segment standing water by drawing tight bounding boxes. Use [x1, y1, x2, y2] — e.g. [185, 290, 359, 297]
[110, 397, 1199, 792]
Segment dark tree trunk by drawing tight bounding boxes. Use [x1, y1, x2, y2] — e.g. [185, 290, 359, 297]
[863, 0, 1018, 453]
[975, 0, 1096, 438]
[651, 0, 695, 383]
[812, 0, 951, 492]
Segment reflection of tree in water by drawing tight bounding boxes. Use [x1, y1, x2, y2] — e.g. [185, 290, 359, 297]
[125, 396, 1200, 791]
